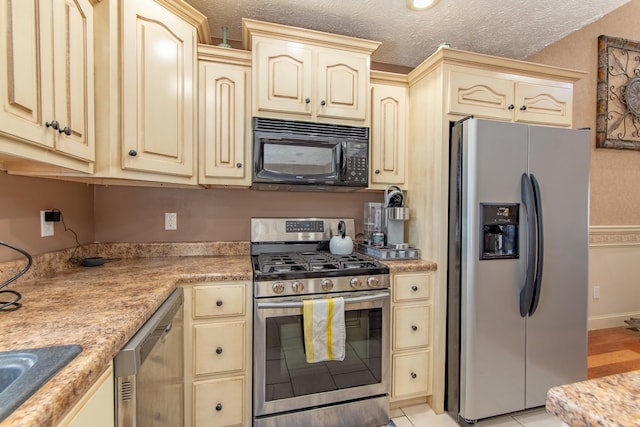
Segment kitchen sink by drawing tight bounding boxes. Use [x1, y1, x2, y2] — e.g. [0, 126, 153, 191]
[0, 345, 82, 422]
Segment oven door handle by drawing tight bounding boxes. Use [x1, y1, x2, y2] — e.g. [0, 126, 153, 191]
[256, 291, 390, 309]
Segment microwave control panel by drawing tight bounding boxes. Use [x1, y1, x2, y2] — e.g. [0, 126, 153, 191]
[344, 142, 368, 184]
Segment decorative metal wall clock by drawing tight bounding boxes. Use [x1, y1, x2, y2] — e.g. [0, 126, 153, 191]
[597, 35, 640, 150]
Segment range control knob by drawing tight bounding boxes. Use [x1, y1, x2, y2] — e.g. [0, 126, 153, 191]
[366, 276, 380, 288]
[291, 281, 305, 293]
[321, 279, 334, 291]
[272, 282, 284, 294]
[350, 277, 363, 289]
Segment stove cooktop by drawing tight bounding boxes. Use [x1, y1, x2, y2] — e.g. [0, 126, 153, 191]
[255, 251, 384, 274]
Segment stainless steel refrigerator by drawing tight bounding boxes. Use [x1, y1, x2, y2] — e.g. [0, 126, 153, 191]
[446, 118, 590, 423]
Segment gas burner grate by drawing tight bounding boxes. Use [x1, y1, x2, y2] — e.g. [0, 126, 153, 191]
[255, 251, 386, 274]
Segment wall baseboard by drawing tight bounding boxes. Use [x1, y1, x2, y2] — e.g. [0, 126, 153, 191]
[589, 311, 640, 330]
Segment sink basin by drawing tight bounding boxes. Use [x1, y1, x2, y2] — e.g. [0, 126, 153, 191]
[0, 345, 82, 422]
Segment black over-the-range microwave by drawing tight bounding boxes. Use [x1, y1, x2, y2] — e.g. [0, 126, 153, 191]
[252, 117, 369, 191]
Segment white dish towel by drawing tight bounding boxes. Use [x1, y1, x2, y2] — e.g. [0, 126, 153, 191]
[303, 297, 346, 363]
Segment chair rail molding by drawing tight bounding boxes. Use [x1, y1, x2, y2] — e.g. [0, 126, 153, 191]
[589, 225, 640, 247]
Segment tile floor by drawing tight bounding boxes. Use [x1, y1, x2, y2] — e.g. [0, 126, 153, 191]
[390, 404, 564, 427]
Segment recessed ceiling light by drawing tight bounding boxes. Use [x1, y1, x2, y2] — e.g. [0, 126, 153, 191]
[406, 0, 440, 11]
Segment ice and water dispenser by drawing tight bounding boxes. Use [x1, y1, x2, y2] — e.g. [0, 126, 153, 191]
[480, 203, 519, 260]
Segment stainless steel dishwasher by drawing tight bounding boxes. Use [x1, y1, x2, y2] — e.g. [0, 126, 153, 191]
[114, 288, 184, 426]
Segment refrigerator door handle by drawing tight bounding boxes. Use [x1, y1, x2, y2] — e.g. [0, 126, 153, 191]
[520, 173, 537, 316]
[528, 174, 544, 316]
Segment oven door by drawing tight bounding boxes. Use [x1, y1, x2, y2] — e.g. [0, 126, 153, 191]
[253, 290, 390, 418]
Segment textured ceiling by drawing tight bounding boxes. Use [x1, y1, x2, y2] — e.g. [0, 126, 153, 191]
[184, 0, 630, 68]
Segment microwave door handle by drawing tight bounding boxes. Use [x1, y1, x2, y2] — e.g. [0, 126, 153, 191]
[339, 142, 347, 179]
[256, 291, 390, 309]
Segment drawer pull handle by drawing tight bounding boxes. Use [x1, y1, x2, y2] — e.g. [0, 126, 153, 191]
[410, 371, 417, 379]
[411, 285, 418, 292]
[216, 347, 223, 355]
[216, 403, 222, 411]
[216, 299, 223, 307]
[411, 325, 418, 331]
[128, 149, 137, 157]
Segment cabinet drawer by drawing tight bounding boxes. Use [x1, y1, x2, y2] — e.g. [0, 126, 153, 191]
[393, 304, 431, 350]
[193, 284, 245, 318]
[194, 321, 245, 375]
[392, 350, 431, 398]
[394, 273, 432, 302]
[194, 375, 245, 427]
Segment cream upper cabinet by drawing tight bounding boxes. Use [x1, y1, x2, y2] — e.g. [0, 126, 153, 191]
[91, 0, 209, 186]
[0, 0, 94, 172]
[198, 45, 252, 187]
[369, 74, 409, 189]
[447, 66, 574, 127]
[243, 19, 380, 126]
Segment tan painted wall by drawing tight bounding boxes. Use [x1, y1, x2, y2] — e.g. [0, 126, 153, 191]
[93, 185, 383, 243]
[526, 0, 640, 225]
[0, 172, 94, 262]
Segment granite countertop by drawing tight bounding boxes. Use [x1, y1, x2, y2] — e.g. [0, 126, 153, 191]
[0, 254, 252, 427]
[546, 371, 640, 426]
[383, 258, 437, 273]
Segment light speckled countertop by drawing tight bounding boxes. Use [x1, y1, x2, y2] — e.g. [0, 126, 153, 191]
[546, 371, 640, 426]
[0, 242, 435, 426]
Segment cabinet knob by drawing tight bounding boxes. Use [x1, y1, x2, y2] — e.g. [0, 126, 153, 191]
[45, 120, 59, 130]
[215, 403, 222, 411]
[236, 162, 242, 168]
[305, 98, 311, 104]
[411, 285, 418, 292]
[520, 105, 527, 111]
[410, 371, 417, 379]
[58, 126, 71, 136]
[320, 100, 326, 106]
[216, 346, 223, 355]
[411, 325, 418, 331]
[507, 104, 515, 110]
[216, 299, 223, 307]
[128, 149, 137, 157]
[374, 169, 380, 175]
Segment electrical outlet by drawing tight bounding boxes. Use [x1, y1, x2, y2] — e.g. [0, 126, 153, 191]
[593, 286, 600, 300]
[40, 210, 54, 237]
[165, 213, 177, 230]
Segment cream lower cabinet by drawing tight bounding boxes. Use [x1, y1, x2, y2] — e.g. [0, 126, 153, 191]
[243, 19, 380, 126]
[56, 363, 114, 427]
[198, 45, 252, 187]
[447, 66, 574, 127]
[0, 0, 94, 173]
[182, 281, 252, 427]
[90, 0, 208, 186]
[369, 73, 409, 189]
[390, 272, 433, 404]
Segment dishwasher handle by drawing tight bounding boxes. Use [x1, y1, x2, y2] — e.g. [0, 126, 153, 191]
[114, 288, 183, 377]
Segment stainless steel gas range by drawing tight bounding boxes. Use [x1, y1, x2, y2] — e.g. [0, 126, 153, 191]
[251, 218, 390, 427]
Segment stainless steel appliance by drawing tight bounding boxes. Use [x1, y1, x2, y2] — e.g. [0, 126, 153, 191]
[115, 288, 184, 426]
[251, 218, 390, 427]
[446, 118, 590, 423]
[252, 118, 369, 191]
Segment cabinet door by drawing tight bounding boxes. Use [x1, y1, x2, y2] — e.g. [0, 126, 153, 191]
[316, 51, 368, 121]
[370, 84, 407, 188]
[253, 38, 312, 117]
[0, 0, 53, 148]
[447, 69, 514, 121]
[51, 0, 95, 161]
[122, 0, 196, 177]
[514, 81, 573, 127]
[199, 62, 250, 186]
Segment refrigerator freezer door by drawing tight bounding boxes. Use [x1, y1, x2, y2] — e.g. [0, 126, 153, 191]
[525, 125, 589, 408]
[459, 120, 529, 421]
